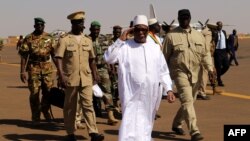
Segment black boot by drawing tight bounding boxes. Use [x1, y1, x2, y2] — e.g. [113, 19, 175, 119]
[89, 133, 104, 141]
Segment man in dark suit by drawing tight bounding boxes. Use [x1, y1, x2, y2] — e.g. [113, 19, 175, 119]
[228, 29, 239, 66]
[213, 21, 230, 86]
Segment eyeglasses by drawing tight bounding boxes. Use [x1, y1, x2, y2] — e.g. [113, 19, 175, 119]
[134, 27, 148, 33]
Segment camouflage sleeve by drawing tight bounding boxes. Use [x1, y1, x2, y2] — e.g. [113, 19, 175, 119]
[18, 36, 30, 58]
[49, 34, 57, 49]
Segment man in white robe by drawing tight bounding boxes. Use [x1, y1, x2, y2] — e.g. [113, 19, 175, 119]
[104, 15, 176, 141]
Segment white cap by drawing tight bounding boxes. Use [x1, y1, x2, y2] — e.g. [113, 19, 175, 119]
[148, 18, 158, 25]
[92, 84, 103, 98]
[133, 15, 148, 26]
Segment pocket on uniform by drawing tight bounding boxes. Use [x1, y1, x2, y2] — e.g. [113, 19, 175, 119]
[65, 46, 76, 57]
[86, 68, 92, 74]
[30, 65, 41, 74]
[82, 44, 91, 51]
[194, 41, 206, 55]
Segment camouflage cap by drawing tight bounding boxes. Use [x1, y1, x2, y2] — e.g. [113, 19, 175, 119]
[34, 17, 45, 24]
[91, 21, 101, 27]
[67, 11, 85, 20]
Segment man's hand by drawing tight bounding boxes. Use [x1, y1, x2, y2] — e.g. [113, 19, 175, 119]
[166, 90, 176, 103]
[208, 70, 216, 85]
[93, 74, 100, 85]
[58, 74, 68, 88]
[20, 73, 27, 83]
[119, 27, 134, 41]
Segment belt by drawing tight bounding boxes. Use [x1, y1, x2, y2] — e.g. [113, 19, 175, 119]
[29, 55, 50, 63]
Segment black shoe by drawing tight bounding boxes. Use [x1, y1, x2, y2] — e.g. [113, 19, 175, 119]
[197, 95, 210, 100]
[218, 82, 225, 87]
[191, 133, 204, 141]
[89, 133, 104, 141]
[43, 112, 52, 122]
[66, 134, 76, 141]
[172, 127, 185, 135]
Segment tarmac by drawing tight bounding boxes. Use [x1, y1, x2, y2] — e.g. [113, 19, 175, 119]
[0, 39, 250, 141]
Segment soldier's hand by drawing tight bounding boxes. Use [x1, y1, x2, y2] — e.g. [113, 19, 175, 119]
[94, 74, 101, 84]
[208, 70, 216, 84]
[20, 73, 27, 83]
[58, 75, 68, 88]
[166, 90, 176, 103]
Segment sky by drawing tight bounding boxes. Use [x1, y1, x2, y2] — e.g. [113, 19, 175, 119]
[0, 0, 249, 38]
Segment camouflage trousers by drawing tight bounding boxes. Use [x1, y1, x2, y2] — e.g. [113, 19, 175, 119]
[110, 73, 119, 103]
[93, 68, 115, 116]
[28, 72, 53, 121]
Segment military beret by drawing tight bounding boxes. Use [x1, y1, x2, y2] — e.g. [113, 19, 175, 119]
[67, 11, 85, 20]
[113, 25, 122, 30]
[91, 21, 101, 27]
[34, 17, 45, 24]
[178, 9, 191, 17]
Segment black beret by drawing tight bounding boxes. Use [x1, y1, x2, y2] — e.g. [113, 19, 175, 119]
[113, 25, 122, 30]
[178, 9, 191, 17]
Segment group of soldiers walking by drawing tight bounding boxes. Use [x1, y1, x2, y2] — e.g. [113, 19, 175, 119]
[16, 8, 239, 141]
[17, 11, 123, 141]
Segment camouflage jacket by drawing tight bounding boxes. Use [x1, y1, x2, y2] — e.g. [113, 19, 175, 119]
[91, 34, 109, 67]
[19, 32, 55, 74]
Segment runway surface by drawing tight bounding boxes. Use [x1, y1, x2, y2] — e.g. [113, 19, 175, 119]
[0, 39, 249, 141]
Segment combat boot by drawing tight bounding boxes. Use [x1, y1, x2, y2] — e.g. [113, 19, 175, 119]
[43, 111, 52, 122]
[113, 100, 121, 113]
[107, 110, 119, 125]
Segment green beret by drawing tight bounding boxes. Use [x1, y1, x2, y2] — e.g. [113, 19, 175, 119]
[91, 21, 101, 27]
[34, 17, 45, 24]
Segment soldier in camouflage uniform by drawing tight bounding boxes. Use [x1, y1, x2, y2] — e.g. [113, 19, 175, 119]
[107, 25, 122, 114]
[19, 18, 55, 124]
[89, 21, 119, 125]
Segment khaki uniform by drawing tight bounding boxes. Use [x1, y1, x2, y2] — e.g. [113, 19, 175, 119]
[18, 32, 55, 121]
[163, 27, 213, 135]
[55, 32, 98, 134]
[198, 27, 214, 96]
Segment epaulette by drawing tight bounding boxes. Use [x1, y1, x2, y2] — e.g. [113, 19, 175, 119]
[84, 34, 91, 39]
[60, 32, 68, 38]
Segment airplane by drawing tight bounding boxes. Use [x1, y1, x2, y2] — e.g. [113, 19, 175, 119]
[149, 4, 235, 34]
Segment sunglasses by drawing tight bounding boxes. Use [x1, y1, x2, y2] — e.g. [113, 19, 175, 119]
[134, 27, 148, 33]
